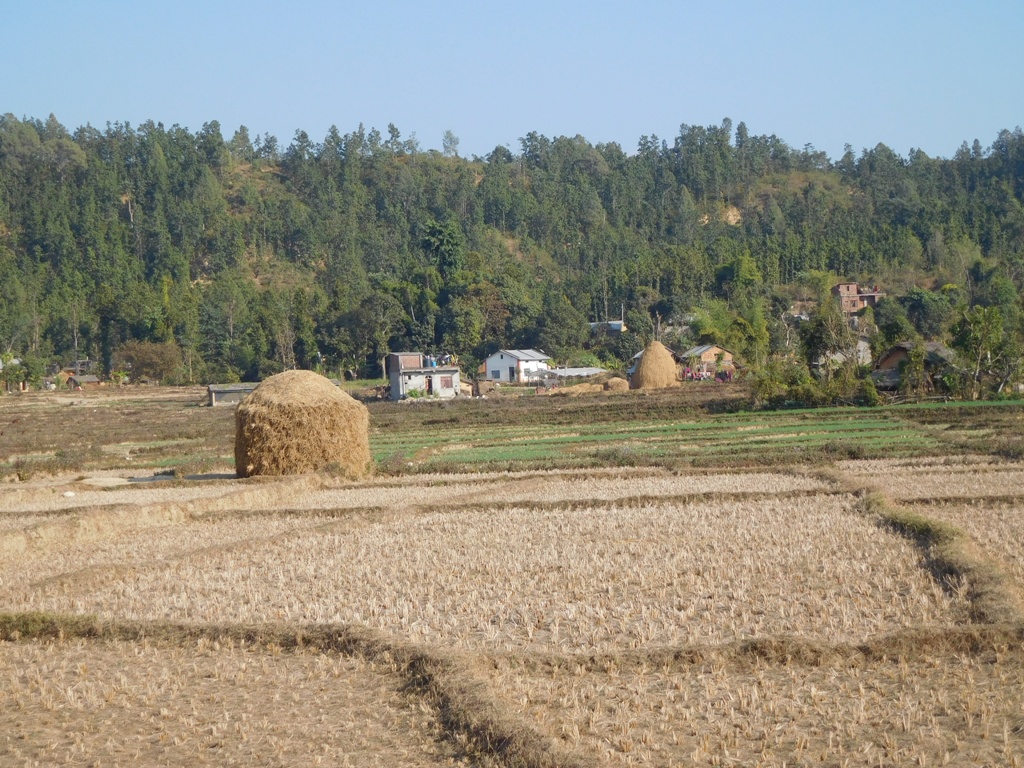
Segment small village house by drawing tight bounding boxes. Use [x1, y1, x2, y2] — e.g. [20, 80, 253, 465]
[67, 374, 101, 389]
[679, 344, 734, 379]
[832, 283, 885, 316]
[387, 352, 461, 400]
[871, 341, 956, 391]
[481, 349, 551, 384]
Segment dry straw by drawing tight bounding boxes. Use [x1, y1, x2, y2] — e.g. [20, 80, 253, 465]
[235, 370, 370, 479]
[604, 377, 629, 392]
[631, 340, 677, 390]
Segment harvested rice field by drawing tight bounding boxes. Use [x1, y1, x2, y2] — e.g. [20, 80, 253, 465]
[293, 467, 834, 511]
[840, 458, 1024, 501]
[478, 647, 1024, 767]
[0, 637, 469, 767]
[915, 499, 1024, 589]
[4, 493, 966, 651]
[2, 388, 1024, 766]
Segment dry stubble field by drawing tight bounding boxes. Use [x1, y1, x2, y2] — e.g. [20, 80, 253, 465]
[2, 388, 1024, 766]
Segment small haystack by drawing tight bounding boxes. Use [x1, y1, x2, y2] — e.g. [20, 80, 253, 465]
[631, 341, 677, 390]
[235, 370, 370, 479]
[604, 377, 630, 392]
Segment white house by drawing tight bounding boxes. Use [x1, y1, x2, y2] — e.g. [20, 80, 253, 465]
[387, 352, 461, 400]
[482, 349, 550, 383]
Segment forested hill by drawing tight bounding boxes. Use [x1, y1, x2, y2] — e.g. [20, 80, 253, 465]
[1, 113, 1022, 384]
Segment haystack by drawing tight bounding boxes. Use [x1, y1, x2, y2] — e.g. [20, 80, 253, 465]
[235, 370, 370, 479]
[631, 341, 678, 390]
[604, 377, 630, 392]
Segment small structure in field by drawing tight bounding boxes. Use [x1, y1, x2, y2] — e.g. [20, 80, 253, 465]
[208, 383, 258, 406]
[630, 341, 678, 390]
[386, 352, 461, 400]
[67, 374, 101, 390]
[235, 370, 370, 479]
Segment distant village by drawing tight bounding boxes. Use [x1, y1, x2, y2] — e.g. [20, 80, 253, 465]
[2, 280, 972, 404]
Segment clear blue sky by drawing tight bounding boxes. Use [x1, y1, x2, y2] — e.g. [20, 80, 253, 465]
[3, 0, 1021, 161]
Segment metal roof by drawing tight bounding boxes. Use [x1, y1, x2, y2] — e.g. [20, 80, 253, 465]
[681, 344, 722, 358]
[546, 367, 606, 378]
[499, 349, 550, 361]
[208, 383, 258, 393]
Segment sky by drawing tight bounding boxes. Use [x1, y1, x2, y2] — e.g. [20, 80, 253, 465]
[2, 0, 1022, 162]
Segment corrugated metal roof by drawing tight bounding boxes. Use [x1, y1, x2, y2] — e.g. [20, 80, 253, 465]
[547, 367, 606, 378]
[681, 344, 718, 358]
[501, 349, 550, 361]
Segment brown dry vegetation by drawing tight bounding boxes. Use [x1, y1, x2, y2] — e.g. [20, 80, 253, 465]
[841, 458, 1024, 501]
[478, 647, 1024, 766]
[236, 370, 370, 479]
[3, 390, 1024, 766]
[4, 493, 964, 651]
[0, 637, 469, 767]
[913, 499, 1024, 592]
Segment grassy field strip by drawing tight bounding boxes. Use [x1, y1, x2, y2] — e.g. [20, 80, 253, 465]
[377, 416, 908, 447]
[451, 423, 910, 450]
[369, 412, 926, 464]
[384, 416, 944, 469]
[0, 636, 471, 768]
[430, 431, 941, 466]
[687, 433, 941, 456]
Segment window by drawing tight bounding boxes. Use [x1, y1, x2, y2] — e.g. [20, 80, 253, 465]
[491, 370, 500, 379]
[440, 376, 453, 389]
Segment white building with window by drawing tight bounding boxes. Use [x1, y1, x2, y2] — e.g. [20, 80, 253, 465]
[482, 349, 551, 383]
[387, 353, 461, 400]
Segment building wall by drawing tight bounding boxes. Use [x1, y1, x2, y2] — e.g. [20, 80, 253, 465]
[391, 370, 460, 399]
[878, 349, 910, 370]
[698, 348, 732, 364]
[210, 390, 248, 406]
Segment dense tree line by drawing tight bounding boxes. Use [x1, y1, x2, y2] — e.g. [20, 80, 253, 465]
[1, 113, 1022, 395]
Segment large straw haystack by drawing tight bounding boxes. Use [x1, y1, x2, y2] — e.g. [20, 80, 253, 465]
[235, 370, 370, 479]
[631, 341, 678, 390]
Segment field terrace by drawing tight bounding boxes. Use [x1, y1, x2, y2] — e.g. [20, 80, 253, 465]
[2, 389, 1024, 766]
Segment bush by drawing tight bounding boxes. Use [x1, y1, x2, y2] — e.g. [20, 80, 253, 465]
[114, 340, 182, 383]
[859, 376, 882, 407]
